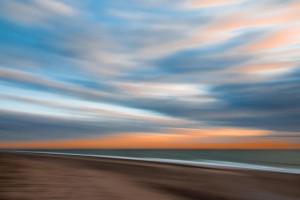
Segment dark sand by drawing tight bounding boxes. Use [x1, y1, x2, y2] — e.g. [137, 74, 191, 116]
[0, 152, 299, 200]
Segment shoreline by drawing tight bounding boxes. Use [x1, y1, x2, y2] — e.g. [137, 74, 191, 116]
[5, 150, 300, 175]
[1, 152, 300, 200]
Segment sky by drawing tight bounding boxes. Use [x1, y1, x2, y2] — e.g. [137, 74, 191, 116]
[0, 0, 300, 149]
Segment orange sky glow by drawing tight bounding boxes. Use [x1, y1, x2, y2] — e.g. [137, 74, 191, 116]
[1, 128, 299, 149]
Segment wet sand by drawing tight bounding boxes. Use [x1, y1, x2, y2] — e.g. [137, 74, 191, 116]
[0, 152, 299, 200]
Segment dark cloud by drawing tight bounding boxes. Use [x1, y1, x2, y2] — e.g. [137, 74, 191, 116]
[0, 110, 166, 141]
[125, 32, 260, 82]
[119, 69, 300, 132]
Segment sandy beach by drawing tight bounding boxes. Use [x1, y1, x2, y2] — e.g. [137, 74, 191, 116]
[0, 152, 299, 200]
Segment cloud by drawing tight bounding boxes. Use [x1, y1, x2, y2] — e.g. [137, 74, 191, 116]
[0, 67, 113, 100]
[0, 0, 300, 146]
[0, 109, 171, 141]
[185, 0, 242, 8]
[113, 67, 300, 132]
[0, 0, 76, 25]
[34, 0, 75, 15]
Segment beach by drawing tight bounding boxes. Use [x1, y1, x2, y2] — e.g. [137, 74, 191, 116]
[0, 152, 299, 200]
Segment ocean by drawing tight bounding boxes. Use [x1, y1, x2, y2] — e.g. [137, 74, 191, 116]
[17, 149, 300, 173]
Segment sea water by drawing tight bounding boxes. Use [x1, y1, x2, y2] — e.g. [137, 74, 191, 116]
[17, 149, 300, 173]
